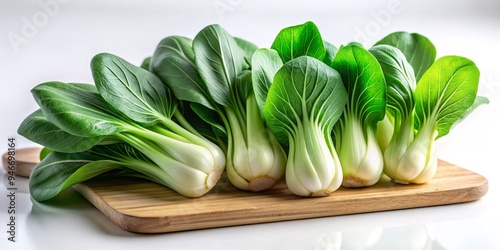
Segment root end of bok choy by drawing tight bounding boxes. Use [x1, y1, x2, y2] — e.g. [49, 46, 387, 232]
[248, 176, 278, 192]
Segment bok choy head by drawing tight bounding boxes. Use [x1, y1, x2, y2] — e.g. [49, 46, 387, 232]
[150, 25, 287, 192]
[19, 53, 226, 200]
[370, 39, 483, 184]
[331, 44, 387, 187]
[264, 56, 347, 197]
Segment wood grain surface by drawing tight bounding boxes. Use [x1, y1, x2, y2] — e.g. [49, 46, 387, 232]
[74, 160, 488, 234]
[2, 147, 41, 178]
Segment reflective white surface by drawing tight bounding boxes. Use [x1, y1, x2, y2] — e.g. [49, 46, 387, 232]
[1, 1, 500, 249]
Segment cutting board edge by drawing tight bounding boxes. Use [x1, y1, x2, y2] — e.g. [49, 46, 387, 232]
[73, 183, 157, 233]
[74, 163, 489, 234]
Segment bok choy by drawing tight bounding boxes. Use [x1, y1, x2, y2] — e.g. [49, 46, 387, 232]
[149, 25, 286, 192]
[257, 21, 348, 196]
[17, 21, 487, 202]
[331, 44, 387, 187]
[19, 53, 225, 200]
[370, 41, 483, 184]
[264, 56, 347, 196]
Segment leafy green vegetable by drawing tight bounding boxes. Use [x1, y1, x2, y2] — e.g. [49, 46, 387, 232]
[251, 48, 283, 115]
[323, 41, 338, 66]
[264, 56, 347, 196]
[151, 24, 286, 192]
[235, 37, 259, 65]
[331, 44, 386, 187]
[92, 53, 177, 127]
[377, 51, 481, 183]
[30, 143, 210, 201]
[19, 21, 487, 201]
[22, 53, 226, 200]
[375, 32, 436, 81]
[18, 109, 105, 153]
[30, 145, 128, 201]
[271, 21, 326, 63]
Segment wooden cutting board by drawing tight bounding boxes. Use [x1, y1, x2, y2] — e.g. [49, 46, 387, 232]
[73, 160, 488, 234]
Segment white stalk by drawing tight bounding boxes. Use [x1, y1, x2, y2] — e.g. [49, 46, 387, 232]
[338, 115, 384, 187]
[225, 96, 287, 191]
[384, 116, 438, 184]
[286, 118, 343, 196]
[118, 132, 222, 197]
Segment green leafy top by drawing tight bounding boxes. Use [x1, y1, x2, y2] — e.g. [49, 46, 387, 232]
[414, 56, 480, 138]
[271, 21, 325, 63]
[369, 44, 416, 121]
[193, 24, 247, 109]
[331, 44, 386, 127]
[264, 56, 347, 145]
[91, 53, 176, 127]
[31, 81, 129, 137]
[17, 109, 105, 153]
[251, 48, 283, 115]
[375, 32, 436, 81]
[150, 36, 218, 111]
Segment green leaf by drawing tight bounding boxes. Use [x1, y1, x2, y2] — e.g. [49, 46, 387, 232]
[29, 143, 161, 201]
[31, 81, 129, 137]
[331, 44, 386, 126]
[39, 147, 51, 161]
[415, 56, 480, 138]
[323, 41, 338, 66]
[369, 44, 416, 120]
[235, 69, 253, 105]
[452, 95, 489, 130]
[180, 103, 226, 143]
[193, 24, 246, 109]
[271, 21, 325, 63]
[264, 56, 347, 145]
[17, 109, 105, 153]
[235, 37, 259, 66]
[375, 32, 436, 81]
[69, 83, 99, 93]
[140, 56, 151, 70]
[251, 48, 283, 115]
[29, 150, 122, 201]
[91, 53, 176, 126]
[150, 36, 218, 111]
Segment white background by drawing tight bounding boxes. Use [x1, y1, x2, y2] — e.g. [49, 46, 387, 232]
[1, 0, 500, 249]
